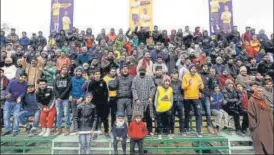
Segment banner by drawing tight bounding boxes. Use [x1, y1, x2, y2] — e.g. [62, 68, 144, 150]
[208, 0, 233, 37]
[50, 0, 74, 33]
[129, 0, 153, 31]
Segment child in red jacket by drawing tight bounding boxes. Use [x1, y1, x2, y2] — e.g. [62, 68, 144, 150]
[128, 112, 147, 155]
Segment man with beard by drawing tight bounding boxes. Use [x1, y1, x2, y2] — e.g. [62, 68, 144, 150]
[1, 58, 17, 80]
[246, 58, 258, 76]
[235, 66, 255, 91]
[225, 58, 238, 78]
[109, 65, 133, 125]
[153, 66, 164, 87]
[103, 68, 118, 129]
[214, 57, 225, 76]
[12, 47, 24, 64]
[15, 59, 24, 79]
[2, 72, 27, 136]
[101, 51, 119, 76]
[19, 32, 30, 51]
[208, 68, 219, 93]
[87, 70, 109, 139]
[41, 59, 57, 87]
[70, 67, 86, 133]
[199, 64, 215, 134]
[54, 67, 72, 136]
[262, 80, 273, 111]
[77, 47, 91, 66]
[56, 30, 68, 48]
[182, 65, 204, 138]
[132, 66, 156, 136]
[150, 42, 168, 63]
[6, 43, 16, 58]
[257, 54, 274, 77]
[137, 51, 153, 76]
[201, 30, 212, 56]
[36, 31, 47, 50]
[6, 28, 19, 47]
[96, 28, 108, 44]
[23, 58, 42, 88]
[228, 26, 241, 44]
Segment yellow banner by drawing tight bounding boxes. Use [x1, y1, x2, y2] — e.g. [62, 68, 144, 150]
[129, 0, 153, 31]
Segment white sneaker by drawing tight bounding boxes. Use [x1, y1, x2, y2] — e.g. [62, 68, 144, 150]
[158, 134, 162, 139]
[43, 128, 51, 137]
[38, 128, 46, 136]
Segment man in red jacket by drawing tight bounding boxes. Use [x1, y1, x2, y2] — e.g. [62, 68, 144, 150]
[128, 112, 147, 155]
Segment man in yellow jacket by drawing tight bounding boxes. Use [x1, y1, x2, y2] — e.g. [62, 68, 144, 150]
[182, 65, 204, 138]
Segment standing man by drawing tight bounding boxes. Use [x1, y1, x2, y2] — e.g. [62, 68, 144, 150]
[2, 72, 27, 136]
[182, 65, 204, 138]
[132, 66, 156, 136]
[109, 65, 133, 124]
[87, 70, 109, 138]
[54, 66, 72, 136]
[103, 67, 118, 129]
[70, 67, 86, 133]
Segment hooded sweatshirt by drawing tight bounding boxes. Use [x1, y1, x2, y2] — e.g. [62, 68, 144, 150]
[54, 75, 72, 100]
[71, 75, 86, 99]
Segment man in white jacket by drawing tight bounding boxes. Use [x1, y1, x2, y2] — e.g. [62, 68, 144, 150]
[1, 57, 17, 80]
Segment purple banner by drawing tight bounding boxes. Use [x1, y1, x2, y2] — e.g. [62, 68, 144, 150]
[50, 0, 74, 33]
[208, 0, 233, 36]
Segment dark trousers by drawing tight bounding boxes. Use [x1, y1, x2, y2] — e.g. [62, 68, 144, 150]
[96, 104, 110, 133]
[184, 99, 202, 133]
[117, 98, 132, 124]
[130, 139, 144, 155]
[143, 107, 152, 133]
[157, 110, 172, 134]
[108, 98, 117, 129]
[71, 98, 79, 131]
[228, 108, 249, 131]
[113, 138, 127, 153]
[171, 101, 185, 133]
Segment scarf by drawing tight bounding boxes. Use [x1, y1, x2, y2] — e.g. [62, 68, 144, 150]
[141, 58, 150, 68]
[116, 120, 125, 128]
[241, 92, 249, 110]
[252, 90, 271, 111]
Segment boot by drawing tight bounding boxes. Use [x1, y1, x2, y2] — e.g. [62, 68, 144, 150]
[64, 128, 70, 136]
[53, 128, 62, 136]
[43, 128, 51, 137]
[38, 128, 46, 136]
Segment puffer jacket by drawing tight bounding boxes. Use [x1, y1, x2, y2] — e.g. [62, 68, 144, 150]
[74, 103, 98, 131]
[108, 74, 133, 99]
[222, 86, 241, 112]
[170, 80, 184, 102]
[36, 87, 54, 109]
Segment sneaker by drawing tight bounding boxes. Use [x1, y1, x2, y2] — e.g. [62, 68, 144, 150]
[168, 134, 173, 139]
[12, 132, 18, 137]
[207, 126, 215, 134]
[43, 128, 51, 137]
[158, 134, 162, 139]
[25, 124, 32, 134]
[38, 128, 46, 136]
[64, 128, 70, 136]
[28, 130, 37, 137]
[236, 130, 245, 137]
[1, 130, 11, 136]
[53, 128, 62, 136]
[181, 132, 187, 137]
[196, 133, 203, 138]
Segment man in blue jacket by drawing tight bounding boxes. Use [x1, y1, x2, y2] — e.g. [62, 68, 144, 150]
[77, 47, 91, 66]
[2, 72, 28, 136]
[17, 84, 40, 137]
[69, 67, 86, 133]
[19, 32, 30, 51]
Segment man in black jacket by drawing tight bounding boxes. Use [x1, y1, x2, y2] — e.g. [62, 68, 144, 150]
[87, 69, 109, 138]
[109, 65, 133, 124]
[54, 66, 72, 136]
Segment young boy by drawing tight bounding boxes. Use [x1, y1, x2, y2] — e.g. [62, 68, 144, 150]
[112, 112, 128, 155]
[210, 85, 231, 134]
[128, 112, 147, 155]
[74, 93, 98, 154]
[154, 75, 173, 139]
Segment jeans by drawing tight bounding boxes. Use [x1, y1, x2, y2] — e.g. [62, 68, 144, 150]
[3, 101, 21, 132]
[109, 98, 117, 129]
[211, 109, 229, 126]
[113, 138, 127, 153]
[184, 99, 202, 133]
[79, 133, 92, 154]
[130, 139, 144, 155]
[56, 99, 71, 129]
[157, 110, 172, 134]
[171, 101, 185, 133]
[117, 98, 132, 123]
[200, 97, 213, 126]
[71, 98, 79, 131]
[17, 110, 40, 128]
